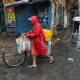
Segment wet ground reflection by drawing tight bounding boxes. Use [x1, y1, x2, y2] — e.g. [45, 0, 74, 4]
[0, 31, 80, 80]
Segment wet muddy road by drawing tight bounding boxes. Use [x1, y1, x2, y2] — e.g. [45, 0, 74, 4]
[0, 30, 80, 80]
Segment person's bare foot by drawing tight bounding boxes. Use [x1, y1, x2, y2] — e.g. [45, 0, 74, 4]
[49, 56, 55, 64]
[28, 65, 37, 68]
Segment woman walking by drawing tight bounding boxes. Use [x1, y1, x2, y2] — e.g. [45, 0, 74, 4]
[26, 16, 54, 68]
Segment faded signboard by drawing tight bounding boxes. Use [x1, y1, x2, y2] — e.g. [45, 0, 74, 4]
[6, 7, 16, 27]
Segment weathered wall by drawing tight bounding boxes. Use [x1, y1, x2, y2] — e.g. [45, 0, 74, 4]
[58, 0, 65, 7]
[2, 0, 15, 4]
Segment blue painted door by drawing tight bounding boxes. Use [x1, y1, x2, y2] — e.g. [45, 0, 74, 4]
[15, 4, 34, 34]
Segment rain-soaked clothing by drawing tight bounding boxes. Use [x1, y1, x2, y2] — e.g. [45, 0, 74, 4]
[26, 16, 46, 56]
[73, 21, 79, 33]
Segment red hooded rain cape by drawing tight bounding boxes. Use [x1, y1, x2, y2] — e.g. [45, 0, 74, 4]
[26, 16, 46, 56]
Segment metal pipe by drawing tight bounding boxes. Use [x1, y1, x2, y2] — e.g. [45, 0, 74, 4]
[79, 0, 80, 15]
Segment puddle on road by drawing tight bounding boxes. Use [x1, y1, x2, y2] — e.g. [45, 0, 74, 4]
[68, 58, 74, 62]
[57, 39, 60, 41]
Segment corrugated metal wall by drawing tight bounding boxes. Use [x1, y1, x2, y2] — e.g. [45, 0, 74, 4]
[15, 4, 34, 34]
[15, 1, 50, 34]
